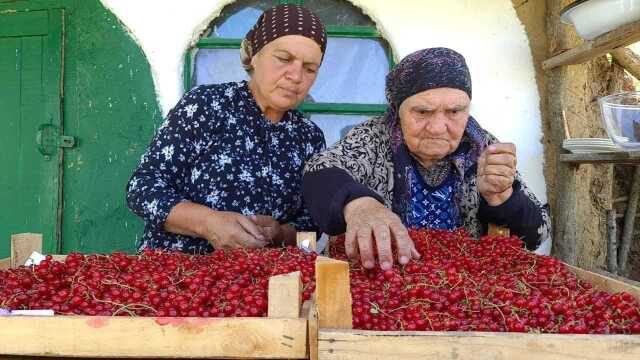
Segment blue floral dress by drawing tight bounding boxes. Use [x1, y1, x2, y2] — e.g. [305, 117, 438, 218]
[127, 81, 325, 253]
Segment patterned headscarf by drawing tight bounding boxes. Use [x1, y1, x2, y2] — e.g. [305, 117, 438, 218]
[384, 48, 481, 226]
[386, 48, 471, 122]
[240, 4, 327, 71]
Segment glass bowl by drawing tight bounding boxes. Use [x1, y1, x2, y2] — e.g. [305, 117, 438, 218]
[598, 91, 640, 150]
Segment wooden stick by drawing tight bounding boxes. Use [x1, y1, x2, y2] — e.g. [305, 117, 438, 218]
[611, 47, 640, 81]
[562, 109, 572, 140]
[315, 256, 352, 329]
[296, 232, 317, 251]
[268, 271, 302, 318]
[606, 209, 618, 274]
[10, 233, 42, 268]
[619, 166, 640, 275]
[543, 19, 640, 70]
[304, 301, 319, 360]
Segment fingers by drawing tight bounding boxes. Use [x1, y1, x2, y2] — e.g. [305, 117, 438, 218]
[344, 226, 359, 260]
[373, 224, 393, 270]
[485, 143, 516, 156]
[478, 164, 516, 178]
[389, 222, 415, 265]
[237, 216, 267, 247]
[357, 226, 376, 269]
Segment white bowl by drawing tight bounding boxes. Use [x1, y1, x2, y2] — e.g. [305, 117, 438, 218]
[560, 0, 640, 40]
[598, 92, 640, 150]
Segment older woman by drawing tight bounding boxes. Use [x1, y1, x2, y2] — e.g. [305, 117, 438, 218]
[127, 4, 327, 253]
[303, 47, 551, 270]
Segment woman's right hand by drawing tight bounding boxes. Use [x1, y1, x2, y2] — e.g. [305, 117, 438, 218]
[164, 202, 268, 249]
[343, 197, 420, 270]
[202, 211, 268, 249]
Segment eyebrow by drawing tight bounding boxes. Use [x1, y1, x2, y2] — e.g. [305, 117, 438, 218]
[410, 104, 469, 112]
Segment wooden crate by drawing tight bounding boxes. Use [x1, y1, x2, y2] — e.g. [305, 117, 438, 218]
[308, 254, 640, 360]
[0, 233, 312, 359]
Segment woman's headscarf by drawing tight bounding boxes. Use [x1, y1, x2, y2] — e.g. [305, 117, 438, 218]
[384, 48, 486, 225]
[240, 4, 327, 72]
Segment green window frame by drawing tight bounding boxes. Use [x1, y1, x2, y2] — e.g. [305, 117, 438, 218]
[183, 0, 394, 117]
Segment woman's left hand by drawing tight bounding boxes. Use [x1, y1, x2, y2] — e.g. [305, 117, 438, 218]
[477, 143, 517, 206]
[250, 215, 297, 246]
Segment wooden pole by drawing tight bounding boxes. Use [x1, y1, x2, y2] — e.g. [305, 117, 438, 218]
[607, 209, 618, 274]
[619, 166, 640, 275]
[611, 47, 640, 80]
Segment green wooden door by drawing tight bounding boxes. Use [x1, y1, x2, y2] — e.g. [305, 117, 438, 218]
[0, 9, 64, 257]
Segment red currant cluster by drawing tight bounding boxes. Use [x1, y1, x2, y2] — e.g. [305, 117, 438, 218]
[2, 229, 639, 335]
[0, 247, 316, 317]
[330, 229, 640, 334]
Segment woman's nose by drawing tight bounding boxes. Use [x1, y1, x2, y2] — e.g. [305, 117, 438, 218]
[425, 112, 447, 134]
[286, 62, 304, 83]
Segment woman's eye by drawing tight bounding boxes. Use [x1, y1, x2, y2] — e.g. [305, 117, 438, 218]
[306, 67, 317, 74]
[276, 56, 290, 63]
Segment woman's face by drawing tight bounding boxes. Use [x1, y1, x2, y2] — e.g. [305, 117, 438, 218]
[250, 35, 322, 116]
[399, 88, 471, 166]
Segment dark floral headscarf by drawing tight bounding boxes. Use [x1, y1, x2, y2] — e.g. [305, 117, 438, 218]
[384, 48, 486, 225]
[240, 4, 327, 72]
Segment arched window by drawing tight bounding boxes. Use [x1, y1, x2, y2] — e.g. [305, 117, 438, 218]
[184, 0, 393, 145]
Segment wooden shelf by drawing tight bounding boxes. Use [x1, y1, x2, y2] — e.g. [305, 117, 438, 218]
[560, 151, 640, 165]
[543, 19, 640, 70]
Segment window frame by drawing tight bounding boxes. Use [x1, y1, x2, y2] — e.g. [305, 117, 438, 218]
[183, 0, 394, 116]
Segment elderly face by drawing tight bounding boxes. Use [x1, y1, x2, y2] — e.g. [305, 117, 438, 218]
[399, 88, 471, 167]
[250, 35, 322, 116]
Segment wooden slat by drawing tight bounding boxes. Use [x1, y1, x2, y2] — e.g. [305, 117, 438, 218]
[11, 233, 42, 268]
[611, 47, 640, 80]
[487, 223, 510, 237]
[560, 152, 640, 165]
[268, 271, 302, 318]
[543, 19, 640, 70]
[317, 329, 640, 360]
[297, 231, 317, 251]
[315, 257, 352, 329]
[0, 257, 10, 270]
[308, 302, 319, 360]
[567, 264, 640, 300]
[0, 316, 308, 359]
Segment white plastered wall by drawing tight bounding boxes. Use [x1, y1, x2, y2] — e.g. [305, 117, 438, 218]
[100, 0, 548, 203]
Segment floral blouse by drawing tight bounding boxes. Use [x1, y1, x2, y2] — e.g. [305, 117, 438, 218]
[127, 81, 325, 253]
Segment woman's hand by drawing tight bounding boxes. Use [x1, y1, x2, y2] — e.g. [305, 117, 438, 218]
[164, 202, 268, 249]
[477, 143, 517, 206]
[250, 215, 297, 246]
[202, 211, 269, 249]
[343, 197, 420, 270]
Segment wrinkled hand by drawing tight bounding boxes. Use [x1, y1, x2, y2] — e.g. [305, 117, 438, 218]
[250, 215, 281, 243]
[477, 143, 517, 206]
[343, 197, 421, 270]
[250, 215, 297, 246]
[202, 211, 268, 249]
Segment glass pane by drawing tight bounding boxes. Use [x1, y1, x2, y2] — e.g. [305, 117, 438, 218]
[309, 114, 370, 146]
[192, 49, 248, 87]
[207, 0, 277, 38]
[309, 37, 389, 104]
[303, 0, 373, 26]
